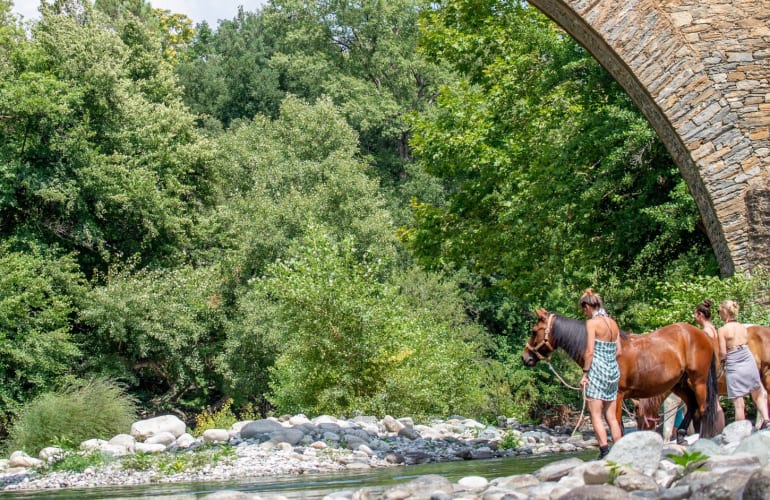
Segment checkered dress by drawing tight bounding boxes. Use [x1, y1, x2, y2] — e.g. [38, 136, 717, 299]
[586, 339, 620, 401]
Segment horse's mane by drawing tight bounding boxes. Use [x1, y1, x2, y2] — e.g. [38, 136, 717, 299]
[551, 312, 630, 361]
[552, 314, 588, 360]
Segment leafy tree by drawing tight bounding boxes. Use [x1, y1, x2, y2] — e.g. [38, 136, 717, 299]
[175, 6, 282, 126]
[193, 95, 398, 286]
[0, 243, 87, 433]
[408, 0, 716, 313]
[94, 0, 153, 21]
[255, 228, 488, 418]
[0, 0, 220, 272]
[152, 9, 195, 65]
[77, 261, 226, 411]
[255, 0, 447, 185]
[206, 96, 400, 406]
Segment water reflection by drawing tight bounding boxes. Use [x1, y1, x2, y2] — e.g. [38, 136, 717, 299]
[0, 450, 596, 499]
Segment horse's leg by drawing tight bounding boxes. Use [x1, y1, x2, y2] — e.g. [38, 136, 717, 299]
[672, 385, 698, 443]
[615, 392, 625, 437]
[762, 366, 770, 418]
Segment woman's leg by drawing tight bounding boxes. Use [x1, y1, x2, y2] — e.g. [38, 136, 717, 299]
[733, 396, 746, 421]
[604, 400, 622, 443]
[587, 398, 607, 446]
[750, 387, 769, 422]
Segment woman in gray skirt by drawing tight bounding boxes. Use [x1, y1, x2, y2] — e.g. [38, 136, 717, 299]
[717, 300, 770, 428]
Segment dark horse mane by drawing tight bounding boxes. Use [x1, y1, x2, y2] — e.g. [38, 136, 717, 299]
[551, 313, 630, 362]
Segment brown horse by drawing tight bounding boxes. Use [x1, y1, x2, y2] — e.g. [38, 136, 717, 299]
[521, 308, 721, 438]
[635, 324, 770, 433]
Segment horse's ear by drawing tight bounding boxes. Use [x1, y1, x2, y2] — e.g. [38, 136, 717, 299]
[630, 398, 640, 410]
[534, 308, 547, 320]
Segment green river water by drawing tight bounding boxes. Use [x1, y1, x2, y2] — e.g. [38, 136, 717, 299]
[0, 450, 596, 499]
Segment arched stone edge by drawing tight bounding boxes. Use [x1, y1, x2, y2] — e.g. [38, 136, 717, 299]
[527, 0, 736, 276]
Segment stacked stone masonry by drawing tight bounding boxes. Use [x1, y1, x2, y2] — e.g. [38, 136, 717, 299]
[528, 0, 770, 276]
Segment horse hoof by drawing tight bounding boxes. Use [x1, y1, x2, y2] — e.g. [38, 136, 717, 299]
[676, 429, 687, 445]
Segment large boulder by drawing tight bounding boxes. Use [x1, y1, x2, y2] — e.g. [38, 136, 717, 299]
[240, 419, 285, 439]
[130, 415, 186, 441]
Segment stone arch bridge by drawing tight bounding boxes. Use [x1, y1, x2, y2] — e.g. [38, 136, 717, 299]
[528, 0, 770, 276]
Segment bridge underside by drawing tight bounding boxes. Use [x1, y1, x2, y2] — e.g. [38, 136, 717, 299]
[528, 0, 770, 276]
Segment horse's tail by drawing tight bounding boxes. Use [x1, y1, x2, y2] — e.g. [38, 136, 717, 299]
[699, 355, 721, 438]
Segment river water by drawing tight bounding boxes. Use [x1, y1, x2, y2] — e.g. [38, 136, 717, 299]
[0, 450, 595, 499]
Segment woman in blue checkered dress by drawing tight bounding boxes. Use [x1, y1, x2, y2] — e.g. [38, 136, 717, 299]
[579, 288, 623, 460]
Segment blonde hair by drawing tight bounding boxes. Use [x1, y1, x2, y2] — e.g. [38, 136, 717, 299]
[720, 299, 739, 319]
[579, 288, 604, 309]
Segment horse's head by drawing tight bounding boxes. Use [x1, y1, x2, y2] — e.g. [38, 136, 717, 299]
[632, 397, 662, 431]
[521, 308, 556, 367]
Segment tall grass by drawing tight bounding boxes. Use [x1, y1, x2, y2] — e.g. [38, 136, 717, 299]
[7, 378, 138, 455]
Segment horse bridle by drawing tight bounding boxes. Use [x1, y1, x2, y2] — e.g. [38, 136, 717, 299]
[525, 312, 556, 361]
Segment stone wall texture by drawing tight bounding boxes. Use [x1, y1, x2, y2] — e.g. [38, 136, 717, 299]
[528, 0, 770, 276]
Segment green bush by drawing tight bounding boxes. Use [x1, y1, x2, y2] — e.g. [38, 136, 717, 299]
[78, 262, 226, 412]
[624, 271, 770, 331]
[0, 244, 87, 433]
[193, 398, 239, 437]
[7, 378, 138, 455]
[249, 228, 488, 419]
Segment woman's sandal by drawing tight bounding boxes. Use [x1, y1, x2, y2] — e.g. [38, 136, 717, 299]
[759, 420, 770, 431]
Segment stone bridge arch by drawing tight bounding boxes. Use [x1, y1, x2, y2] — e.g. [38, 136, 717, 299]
[528, 0, 770, 276]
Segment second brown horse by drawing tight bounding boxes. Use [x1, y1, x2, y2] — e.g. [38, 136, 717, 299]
[635, 324, 770, 433]
[522, 308, 721, 438]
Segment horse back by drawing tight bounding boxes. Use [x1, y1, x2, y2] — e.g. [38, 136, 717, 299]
[622, 322, 713, 355]
[618, 322, 714, 398]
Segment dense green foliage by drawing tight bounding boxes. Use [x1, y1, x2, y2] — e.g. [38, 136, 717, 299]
[0, 0, 767, 445]
[409, 1, 717, 309]
[0, 0, 218, 272]
[7, 378, 138, 454]
[257, 229, 489, 417]
[0, 244, 86, 427]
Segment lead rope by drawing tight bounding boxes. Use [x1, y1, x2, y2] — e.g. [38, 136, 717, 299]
[546, 361, 587, 438]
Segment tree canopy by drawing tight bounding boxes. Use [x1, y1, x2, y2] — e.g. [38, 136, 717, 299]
[0, 0, 761, 437]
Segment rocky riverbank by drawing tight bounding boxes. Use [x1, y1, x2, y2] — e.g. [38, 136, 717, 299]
[2, 414, 770, 498]
[0, 413, 595, 493]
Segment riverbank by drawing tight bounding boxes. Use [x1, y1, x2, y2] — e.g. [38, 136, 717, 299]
[3, 414, 769, 499]
[0, 414, 596, 494]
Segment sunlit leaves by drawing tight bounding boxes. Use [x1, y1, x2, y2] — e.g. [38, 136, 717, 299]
[408, 1, 714, 311]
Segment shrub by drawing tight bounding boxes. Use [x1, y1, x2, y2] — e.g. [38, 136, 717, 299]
[193, 398, 237, 437]
[0, 245, 87, 433]
[259, 229, 488, 418]
[498, 430, 521, 450]
[7, 378, 138, 455]
[78, 263, 226, 413]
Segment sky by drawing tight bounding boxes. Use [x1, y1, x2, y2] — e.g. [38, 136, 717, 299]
[11, 0, 269, 27]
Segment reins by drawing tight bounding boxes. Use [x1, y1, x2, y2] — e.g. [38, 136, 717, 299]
[532, 314, 587, 437]
[544, 360, 587, 438]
